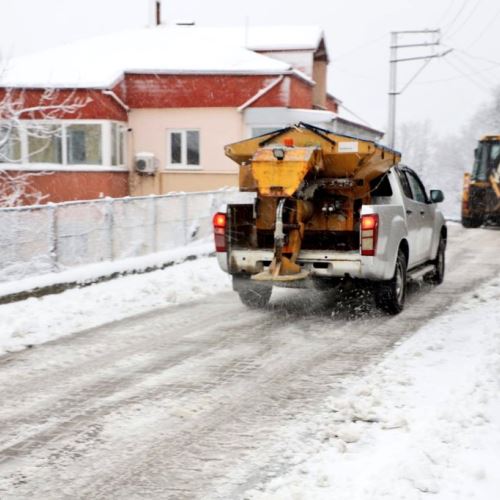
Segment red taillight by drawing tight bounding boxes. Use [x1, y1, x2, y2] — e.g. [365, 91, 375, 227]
[283, 137, 294, 147]
[213, 213, 226, 228]
[361, 214, 379, 256]
[213, 212, 227, 252]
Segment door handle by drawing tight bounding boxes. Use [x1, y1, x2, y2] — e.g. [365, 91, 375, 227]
[420, 210, 425, 215]
[406, 209, 413, 215]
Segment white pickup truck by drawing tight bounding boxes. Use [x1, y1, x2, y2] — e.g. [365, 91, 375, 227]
[214, 165, 446, 314]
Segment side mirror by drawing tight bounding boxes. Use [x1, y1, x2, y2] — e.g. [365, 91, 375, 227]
[430, 189, 444, 203]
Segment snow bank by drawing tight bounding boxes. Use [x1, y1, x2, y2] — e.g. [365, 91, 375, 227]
[247, 277, 500, 499]
[0, 253, 231, 356]
[0, 238, 213, 298]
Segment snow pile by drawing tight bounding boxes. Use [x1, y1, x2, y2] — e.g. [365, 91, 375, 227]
[0, 238, 213, 298]
[0, 255, 231, 356]
[247, 278, 500, 499]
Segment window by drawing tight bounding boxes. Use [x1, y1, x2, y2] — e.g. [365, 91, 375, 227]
[396, 168, 413, 199]
[406, 170, 428, 203]
[111, 123, 126, 166]
[472, 142, 500, 181]
[167, 130, 200, 168]
[0, 120, 127, 168]
[0, 126, 21, 163]
[27, 124, 62, 163]
[67, 124, 102, 165]
[370, 174, 393, 197]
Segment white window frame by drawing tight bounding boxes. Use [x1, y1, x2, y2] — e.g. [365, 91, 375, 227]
[0, 119, 128, 172]
[166, 129, 201, 170]
[110, 122, 127, 167]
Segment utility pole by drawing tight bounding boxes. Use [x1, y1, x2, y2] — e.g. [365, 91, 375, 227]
[387, 29, 452, 150]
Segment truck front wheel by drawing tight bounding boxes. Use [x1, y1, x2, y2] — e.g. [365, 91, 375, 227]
[374, 249, 407, 315]
[424, 236, 446, 285]
[236, 282, 272, 309]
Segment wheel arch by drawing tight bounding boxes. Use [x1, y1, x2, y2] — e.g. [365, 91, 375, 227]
[440, 225, 447, 243]
[399, 238, 409, 268]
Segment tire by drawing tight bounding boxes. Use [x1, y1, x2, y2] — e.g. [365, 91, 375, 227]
[461, 216, 482, 228]
[425, 236, 446, 285]
[375, 249, 407, 315]
[238, 284, 272, 309]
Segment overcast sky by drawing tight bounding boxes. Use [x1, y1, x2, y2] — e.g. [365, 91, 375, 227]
[1, 0, 499, 137]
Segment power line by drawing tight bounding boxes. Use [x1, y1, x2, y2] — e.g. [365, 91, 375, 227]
[453, 51, 499, 88]
[445, 0, 482, 39]
[332, 34, 387, 61]
[415, 62, 500, 84]
[463, 4, 500, 49]
[338, 103, 375, 128]
[443, 56, 491, 92]
[436, 0, 457, 26]
[386, 29, 448, 148]
[442, 43, 500, 67]
[333, 67, 384, 82]
[442, 0, 469, 32]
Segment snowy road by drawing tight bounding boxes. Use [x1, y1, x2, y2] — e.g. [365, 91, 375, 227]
[0, 225, 499, 499]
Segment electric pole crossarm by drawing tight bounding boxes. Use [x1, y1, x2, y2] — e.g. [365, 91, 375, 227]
[391, 49, 453, 63]
[390, 42, 441, 49]
[391, 29, 440, 34]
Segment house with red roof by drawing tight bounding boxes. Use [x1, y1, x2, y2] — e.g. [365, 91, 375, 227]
[0, 21, 382, 204]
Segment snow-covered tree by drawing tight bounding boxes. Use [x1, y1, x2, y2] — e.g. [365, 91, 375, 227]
[396, 86, 500, 218]
[0, 85, 91, 207]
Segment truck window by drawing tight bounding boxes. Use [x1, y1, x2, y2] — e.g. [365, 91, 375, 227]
[396, 169, 413, 199]
[370, 174, 393, 197]
[490, 143, 500, 171]
[472, 143, 490, 181]
[406, 171, 428, 203]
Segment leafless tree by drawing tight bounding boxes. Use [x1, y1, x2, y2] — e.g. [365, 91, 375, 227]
[0, 81, 92, 207]
[397, 86, 500, 218]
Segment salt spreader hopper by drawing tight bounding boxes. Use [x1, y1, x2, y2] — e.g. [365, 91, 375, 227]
[224, 122, 401, 282]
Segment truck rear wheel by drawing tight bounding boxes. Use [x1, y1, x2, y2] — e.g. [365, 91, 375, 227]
[237, 283, 272, 309]
[462, 216, 482, 228]
[375, 249, 407, 315]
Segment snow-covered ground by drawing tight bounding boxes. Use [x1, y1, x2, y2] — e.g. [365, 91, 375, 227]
[0, 252, 231, 355]
[0, 238, 214, 298]
[247, 276, 500, 500]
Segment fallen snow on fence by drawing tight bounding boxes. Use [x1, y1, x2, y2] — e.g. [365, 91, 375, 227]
[0, 189, 251, 283]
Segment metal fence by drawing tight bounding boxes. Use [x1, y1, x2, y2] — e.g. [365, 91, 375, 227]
[0, 189, 253, 283]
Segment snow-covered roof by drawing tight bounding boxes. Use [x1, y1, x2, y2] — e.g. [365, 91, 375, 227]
[0, 25, 324, 89]
[240, 25, 325, 52]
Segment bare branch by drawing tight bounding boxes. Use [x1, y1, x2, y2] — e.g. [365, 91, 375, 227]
[0, 57, 92, 206]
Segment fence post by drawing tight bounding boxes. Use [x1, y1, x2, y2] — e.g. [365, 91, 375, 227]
[182, 193, 189, 245]
[106, 197, 114, 261]
[151, 196, 158, 253]
[49, 203, 58, 271]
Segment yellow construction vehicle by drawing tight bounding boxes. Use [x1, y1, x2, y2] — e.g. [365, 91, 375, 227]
[214, 122, 446, 314]
[462, 135, 500, 227]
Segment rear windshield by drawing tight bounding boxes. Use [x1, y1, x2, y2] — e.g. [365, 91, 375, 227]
[370, 174, 393, 197]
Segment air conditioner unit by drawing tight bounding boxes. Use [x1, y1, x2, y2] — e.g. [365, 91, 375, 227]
[134, 152, 157, 175]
